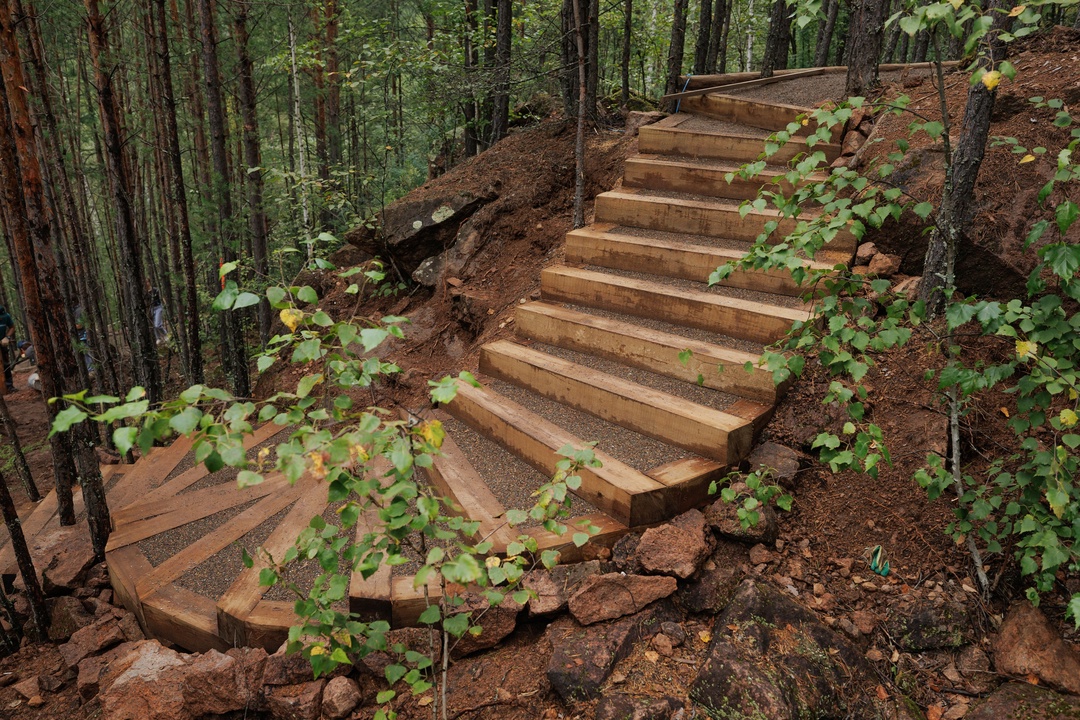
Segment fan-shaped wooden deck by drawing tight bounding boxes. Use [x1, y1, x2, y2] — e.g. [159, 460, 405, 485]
[2, 71, 885, 652]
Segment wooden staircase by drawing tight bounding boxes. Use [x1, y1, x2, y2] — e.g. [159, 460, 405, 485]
[428, 95, 856, 556]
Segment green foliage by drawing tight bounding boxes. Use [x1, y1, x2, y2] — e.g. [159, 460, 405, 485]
[52, 264, 600, 715]
[710, 467, 793, 529]
[713, 3, 1080, 623]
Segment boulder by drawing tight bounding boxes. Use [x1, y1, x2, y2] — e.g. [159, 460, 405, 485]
[568, 574, 678, 626]
[98, 642, 189, 720]
[884, 600, 972, 652]
[77, 640, 147, 701]
[182, 648, 268, 716]
[635, 509, 713, 579]
[321, 676, 362, 720]
[855, 242, 878, 264]
[966, 682, 1080, 720]
[263, 642, 317, 686]
[46, 596, 95, 641]
[264, 679, 325, 720]
[611, 533, 643, 574]
[595, 693, 684, 720]
[59, 615, 127, 670]
[691, 580, 872, 720]
[12, 676, 39, 700]
[523, 560, 602, 617]
[37, 526, 96, 595]
[546, 601, 679, 702]
[676, 556, 744, 615]
[411, 254, 445, 287]
[744, 442, 802, 490]
[994, 601, 1080, 694]
[868, 252, 902, 277]
[448, 592, 521, 658]
[704, 497, 779, 545]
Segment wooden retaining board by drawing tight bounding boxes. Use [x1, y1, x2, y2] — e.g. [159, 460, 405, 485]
[442, 378, 693, 528]
[594, 189, 856, 253]
[638, 117, 842, 165]
[565, 224, 830, 297]
[513, 302, 781, 404]
[541, 265, 810, 345]
[623, 156, 811, 201]
[479, 340, 753, 465]
[680, 94, 812, 133]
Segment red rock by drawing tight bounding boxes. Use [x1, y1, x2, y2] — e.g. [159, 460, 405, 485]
[183, 649, 267, 716]
[748, 544, 775, 565]
[448, 592, 521, 658]
[40, 527, 97, 595]
[855, 242, 878, 264]
[636, 509, 712, 579]
[262, 642, 316, 686]
[842, 130, 866, 155]
[264, 679, 325, 720]
[705, 498, 778, 545]
[46, 596, 94, 641]
[98, 642, 188, 719]
[59, 616, 127, 670]
[568, 574, 678, 625]
[868, 252, 902, 277]
[321, 676, 362, 719]
[966, 682, 1080, 720]
[12, 676, 39, 699]
[995, 601, 1080, 694]
[77, 641, 147, 701]
[651, 633, 674, 657]
[852, 610, 877, 635]
[523, 560, 602, 617]
[744, 442, 802, 490]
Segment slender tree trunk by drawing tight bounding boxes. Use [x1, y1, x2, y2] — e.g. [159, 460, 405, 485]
[760, 0, 791, 78]
[571, 0, 586, 229]
[199, 0, 249, 397]
[844, 0, 887, 95]
[693, 0, 713, 74]
[325, 0, 341, 171]
[705, 0, 724, 72]
[490, 0, 511, 143]
[233, 1, 270, 347]
[663, 0, 688, 111]
[288, 15, 312, 259]
[814, 0, 839, 67]
[920, 6, 1010, 313]
[585, 0, 598, 118]
[0, 469, 46, 640]
[881, 0, 902, 62]
[0, 392, 37, 500]
[84, 0, 162, 406]
[463, 0, 480, 154]
[620, 0, 631, 106]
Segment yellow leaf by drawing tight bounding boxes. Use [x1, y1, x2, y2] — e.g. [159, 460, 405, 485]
[418, 696, 434, 706]
[485, 556, 501, 568]
[1020, 154, 1036, 164]
[1059, 409, 1078, 428]
[644, 650, 659, 663]
[948, 0, 962, 8]
[1070, 388, 1078, 400]
[1000, 407, 1010, 418]
[981, 70, 1002, 91]
[1008, 4, 1026, 16]
[417, 420, 445, 449]
[280, 308, 303, 331]
[698, 630, 712, 643]
[1016, 340, 1038, 360]
[309, 644, 326, 656]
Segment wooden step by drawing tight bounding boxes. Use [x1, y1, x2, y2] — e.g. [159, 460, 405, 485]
[441, 378, 703, 528]
[639, 116, 842, 164]
[623, 156, 818, 200]
[540, 265, 811, 345]
[680, 93, 814, 134]
[479, 340, 753, 466]
[594, 190, 856, 253]
[565, 224, 832, 297]
[514, 302, 783, 404]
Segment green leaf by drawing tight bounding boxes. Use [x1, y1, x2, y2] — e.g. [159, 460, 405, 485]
[169, 407, 203, 435]
[418, 605, 440, 624]
[237, 470, 263, 488]
[266, 286, 287, 306]
[212, 283, 239, 311]
[219, 261, 238, 278]
[233, 292, 261, 310]
[912, 202, 934, 220]
[112, 426, 138, 455]
[376, 690, 396, 704]
[297, 286, 318, 304]
[311, 310, 334, 327]
[1056, 200, 1079, 236]
[572, 532, 589, 547]
[50, 405, 88, 435]
[360, 328, 390, 352]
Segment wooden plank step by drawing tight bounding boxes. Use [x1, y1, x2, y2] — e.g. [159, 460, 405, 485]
[639, 120, 841, 164]
[442, 379, 700, 528]
[107, 434, 196, 510]
[479, 340, 753, 466]
[623, 156, 818, 200]
[349, 457, 393, 620]
[680, 93, 813, 133]
[143, 583, 231, 653]
[514, 302, 782, 404]
[565, 224, 831, 297]
[594, 189, 855, 253]
[541, 266, 810, 345]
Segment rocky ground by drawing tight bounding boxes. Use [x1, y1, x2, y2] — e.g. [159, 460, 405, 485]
[3, 29, 1080, 720]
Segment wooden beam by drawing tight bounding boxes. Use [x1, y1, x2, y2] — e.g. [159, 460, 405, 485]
[662, 67, 825, 101]
[479, 340, 754, 465]
[142, 583, 231, 653]
[106, 545, 151, 629]
[443, 379, 689, 528]
[638, 122, 842, 164]
[347, 457, 393, 619]
[540, 265, 811, 345]
[391, 575, 444, 628]
[135, 482, 307, 600]
[680, 61, 951, 91]
[247, 600, 296, 651]
[107, 434, 195, 511]
[514, 302, 780, 403]
[594, 189, 855, 253]
[216, 474, 326, 647]
[565, 225, 832, 297]
[680, 93, 811, 133]
[106, 475, 291, 551]
[623, 156, 814, 201]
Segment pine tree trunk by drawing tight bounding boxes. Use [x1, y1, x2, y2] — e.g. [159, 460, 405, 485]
[844, 0, 887, 96]
[760, 0, 791, 78]
[814, 0, 839, 67]
[705, 0, 725, 72]
[0, 468, 47, 640]
[464, 0, 480, 154]
[620, 0, 631, 105]
[233, 1, 270, 348]
[0, 392, 37, 500]
[571, 0, 587, 230]
[489, 0, 511, 143]
[199, 0, 249, 398]
[84, 0, 162, 406]
[693, 0, 712, 74]
[663, 0, 688, 111]
[585, 0, 598, 119]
